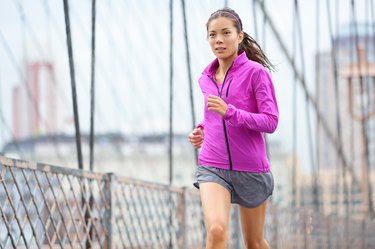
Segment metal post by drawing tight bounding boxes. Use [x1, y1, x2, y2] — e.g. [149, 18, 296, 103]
[104, 173, 116, 249]
[361, 219, 365, 249]
[273, 206, 278, 249]
[303, 212, 308, 249]
[327, 216, 331, 249]
[180, 187, 187, 249]
[235, 207, 242, 249]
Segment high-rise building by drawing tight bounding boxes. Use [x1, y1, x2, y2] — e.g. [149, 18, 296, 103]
[12, 61, 58, 140]
[316, 23, 375, 218]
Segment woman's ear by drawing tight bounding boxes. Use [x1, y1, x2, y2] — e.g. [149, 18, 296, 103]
[238, 31, 244, 44]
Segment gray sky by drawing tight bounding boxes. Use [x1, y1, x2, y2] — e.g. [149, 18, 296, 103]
[0, 0, 370, 171]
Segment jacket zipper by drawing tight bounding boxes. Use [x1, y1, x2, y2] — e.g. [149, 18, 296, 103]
[208, 70, 233, 170]
[225, 78, 233, 97]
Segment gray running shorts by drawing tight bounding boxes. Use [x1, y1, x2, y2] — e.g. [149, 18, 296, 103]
[194, 165, 274, 208]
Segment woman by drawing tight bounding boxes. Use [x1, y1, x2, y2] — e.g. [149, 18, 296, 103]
[188, 7, 279, 249]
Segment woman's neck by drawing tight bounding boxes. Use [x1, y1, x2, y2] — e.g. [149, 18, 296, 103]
[217, 60, 232, 76]
[216, 54, 237, 80]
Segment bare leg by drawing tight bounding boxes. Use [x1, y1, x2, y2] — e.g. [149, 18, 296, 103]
[199, 182, 231, 249]
[239, 200, 270, 249]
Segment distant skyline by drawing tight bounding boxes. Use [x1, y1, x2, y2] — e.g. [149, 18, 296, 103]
[0, 0, 371, 172]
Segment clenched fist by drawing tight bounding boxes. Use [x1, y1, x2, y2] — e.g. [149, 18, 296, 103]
[188, 128, 204, 149]
[207, 95, 228, 116]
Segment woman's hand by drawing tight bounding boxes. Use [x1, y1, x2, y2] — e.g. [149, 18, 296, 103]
[207, 95, 228, 116]
[188, 128, 204, 149]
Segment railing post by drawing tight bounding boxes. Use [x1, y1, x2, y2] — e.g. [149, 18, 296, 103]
[104, 173, 116, 249]
[273, 206, 278, 249]
[361, 219, 365, 249]
[326, 215, 331, 249]
[303, 211, 308, 249]
[234, 206, 242, 249]
[180, 187, 187, 249]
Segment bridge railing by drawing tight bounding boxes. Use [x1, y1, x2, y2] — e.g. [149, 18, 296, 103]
[1, 155, 374, 248]
[0, 156, 240, 249]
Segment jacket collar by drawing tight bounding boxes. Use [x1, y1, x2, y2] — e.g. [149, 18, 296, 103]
[202, 51, 248, 76]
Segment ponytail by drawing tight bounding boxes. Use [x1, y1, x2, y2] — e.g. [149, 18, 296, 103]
[240, 32, 274, 71]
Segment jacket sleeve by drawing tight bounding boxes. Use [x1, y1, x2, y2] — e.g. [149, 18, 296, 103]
[195, 119, 205, 130]
[223, 69, 279, 133]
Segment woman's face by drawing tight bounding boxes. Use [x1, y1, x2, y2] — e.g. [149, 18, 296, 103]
[207, 17, 243, 61]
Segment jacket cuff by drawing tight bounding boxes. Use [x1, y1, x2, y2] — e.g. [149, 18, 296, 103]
[196, 124, 204, 130]
[223, 104, 236, 120]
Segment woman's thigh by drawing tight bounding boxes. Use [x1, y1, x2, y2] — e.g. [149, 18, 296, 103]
[239, 200, 268, 242]
[199, 182, 231, 228]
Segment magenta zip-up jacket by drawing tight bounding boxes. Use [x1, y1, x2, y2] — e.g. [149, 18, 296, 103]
[196, 52, 279, 172]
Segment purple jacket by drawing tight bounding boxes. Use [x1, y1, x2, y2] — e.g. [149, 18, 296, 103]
[196, 52, 279, 172]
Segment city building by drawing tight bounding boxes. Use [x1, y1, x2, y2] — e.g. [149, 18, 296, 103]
[12, 62, 58, 140]
[316, 23, 375, 218]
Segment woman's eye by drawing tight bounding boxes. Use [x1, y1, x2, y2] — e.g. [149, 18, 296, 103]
[224, 31, 230, 35]
[209, 34, 215, 37]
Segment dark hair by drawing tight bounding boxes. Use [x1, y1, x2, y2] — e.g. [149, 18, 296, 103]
[206, 7, 274, 71]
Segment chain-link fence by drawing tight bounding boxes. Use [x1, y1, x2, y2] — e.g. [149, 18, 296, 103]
[266, 205, 375, 249]
[0, 156, 240, 249]
[1, 155, 375, 248]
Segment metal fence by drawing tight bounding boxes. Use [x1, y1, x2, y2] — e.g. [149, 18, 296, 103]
[1, 155, 375, 249]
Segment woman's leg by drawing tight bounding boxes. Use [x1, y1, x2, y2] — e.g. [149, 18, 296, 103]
[199, 182, 231, 249]
[239, 200, 270, 249]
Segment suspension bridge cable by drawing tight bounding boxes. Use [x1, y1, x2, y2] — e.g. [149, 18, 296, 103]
[89, 3, 133, 131]
[87, 0, 97, 242]
[365, 0, 375, 154]
[351, 0, 375, 217]
[326, 0, 350, 216]
[14, 0, 47, 60]
[62, 0, 84, 170]
[252, 0, 258, 38]
[253, 0, 359, 185]
[363, 0, 375, 217]
[168, 0, 174, 245]
[0, 66, 3, 150]
[291, 0, 298, 208]
[100, 2, 166, 160]
[42, 1, 126, 166]
[181, 0, 198, 164]
[258, 0, 270, 161]
[261, 0, 267, 50]
[44, 0, 128, 139]
[337, 0, 351, 219]
[100, 1, 175, 138]
[89, 0, 96, 172]
[42, 0, 115, 134]
[168, 0, 174, 186]
[42, 0, 90, 123]
[365, 0, 373, 105]
[42, 0, 52, 63]
[369, 0, 375, 173]
[315, 0, 321, 209]
[42, 0, 110, 170]
[294, 0, 320, 211]
[97, 2, 159, 136]
[372, 0, 375, 58]
[337, 0, 351, 220]
[347, 0, 358, 216]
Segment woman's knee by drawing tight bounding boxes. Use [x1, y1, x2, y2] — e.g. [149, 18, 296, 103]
[207, 222, 228, 242]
